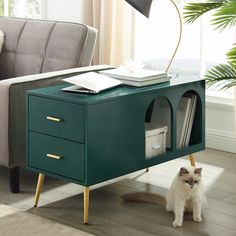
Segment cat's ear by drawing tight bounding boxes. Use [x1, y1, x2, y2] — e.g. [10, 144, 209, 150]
[194, 168, 202, 175]
[179, 167, 189, 176]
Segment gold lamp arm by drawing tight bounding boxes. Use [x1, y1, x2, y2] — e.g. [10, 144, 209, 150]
[165, 0, 183, 73]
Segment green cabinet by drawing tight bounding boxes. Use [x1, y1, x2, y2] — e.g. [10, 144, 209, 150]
[28, 96, 85, 142]
[28, 132, 85, 181]
[27, 76, 205, 187]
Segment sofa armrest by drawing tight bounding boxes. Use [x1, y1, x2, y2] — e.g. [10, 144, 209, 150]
[0, 64, 113, 168]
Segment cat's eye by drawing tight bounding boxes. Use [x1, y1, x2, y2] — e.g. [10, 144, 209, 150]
[184, 180, 197, 185]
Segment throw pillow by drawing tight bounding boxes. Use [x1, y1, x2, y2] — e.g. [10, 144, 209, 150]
[0, 30, 5, 53]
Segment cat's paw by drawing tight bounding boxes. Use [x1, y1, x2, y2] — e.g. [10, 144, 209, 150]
[173, 220, 182, 228]
[166, 205, 172, 212]
[193, 216, 202, 223]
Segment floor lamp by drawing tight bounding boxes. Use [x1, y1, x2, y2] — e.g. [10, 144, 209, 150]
[125, 0, 182, 73]
[126, 0, 186, 172]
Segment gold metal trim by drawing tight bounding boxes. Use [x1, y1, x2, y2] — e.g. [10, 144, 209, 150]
[84, 187, 90, 224]
[165, 0, 183, 72]
[34, 173, 44, 207]
[189, 154, 196, 167]
[46, 116, 61, 122]
[46, 153, 62, 160]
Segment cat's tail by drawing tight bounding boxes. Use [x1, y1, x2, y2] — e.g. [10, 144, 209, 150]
[121, 192, 166, 206]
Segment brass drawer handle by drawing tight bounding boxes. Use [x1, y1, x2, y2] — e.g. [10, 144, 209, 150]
[46, 153, 62, 160]
[46, 116, 61, 122]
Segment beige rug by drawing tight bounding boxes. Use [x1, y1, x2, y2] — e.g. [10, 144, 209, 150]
[0, 204, 93, 236]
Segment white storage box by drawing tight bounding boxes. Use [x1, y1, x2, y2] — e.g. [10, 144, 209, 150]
[145, 124, 168, 159]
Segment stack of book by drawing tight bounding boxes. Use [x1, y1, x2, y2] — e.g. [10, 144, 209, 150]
[99, 68, 169, 87]
[177, 93, 197, 148]
[147, 93, 197, 149]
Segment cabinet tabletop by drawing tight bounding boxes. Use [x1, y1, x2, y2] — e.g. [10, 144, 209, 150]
[27, 75, 204, 105]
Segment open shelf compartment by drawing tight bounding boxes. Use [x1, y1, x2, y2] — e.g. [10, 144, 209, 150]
[145, 96, 172, 159]
[176, 90, 202, 150]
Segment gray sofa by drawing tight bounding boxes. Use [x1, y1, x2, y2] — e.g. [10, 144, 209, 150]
[0, 17, 98, 193]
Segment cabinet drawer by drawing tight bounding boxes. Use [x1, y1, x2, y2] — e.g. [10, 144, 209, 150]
[28, 132, 85, 182]
[28, 96, 84, 142]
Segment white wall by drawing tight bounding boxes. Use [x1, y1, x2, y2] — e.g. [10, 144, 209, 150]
[44, 0, 83, 23]
[206, 98, 236, 153]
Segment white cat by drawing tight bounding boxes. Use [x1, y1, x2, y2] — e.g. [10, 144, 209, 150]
[165, 166, 207, 228]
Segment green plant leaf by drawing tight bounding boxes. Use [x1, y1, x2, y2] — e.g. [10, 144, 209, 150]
[183, 2, 225, 24]
[226, 44, 236, 67]
[205, 63, 236, 90]
[183, 1, 236, 90]
[212, 0, 236, 31]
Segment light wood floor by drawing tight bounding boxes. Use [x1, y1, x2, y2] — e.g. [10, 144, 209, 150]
[0, 148, 236, 236]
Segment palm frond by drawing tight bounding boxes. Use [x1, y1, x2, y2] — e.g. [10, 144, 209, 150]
[226, 44, 236, 67]
[212, 0, 236, 31]
[205, 63, 236, 90]
[183, 2, 225, 24]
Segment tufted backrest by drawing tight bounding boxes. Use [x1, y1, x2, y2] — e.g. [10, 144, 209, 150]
[0, 17, 97, 80]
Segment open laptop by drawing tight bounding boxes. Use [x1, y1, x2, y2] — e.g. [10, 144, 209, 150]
[62, 84, 121, 94]
[62, 72, 122, 94]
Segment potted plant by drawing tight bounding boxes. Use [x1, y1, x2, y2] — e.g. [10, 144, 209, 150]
[184, 0, 236, 90]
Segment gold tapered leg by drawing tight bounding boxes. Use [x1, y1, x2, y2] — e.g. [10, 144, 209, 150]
[84, 187, 89, 224]
[34, 173, 44, 207]
[189, 154, 196, 167]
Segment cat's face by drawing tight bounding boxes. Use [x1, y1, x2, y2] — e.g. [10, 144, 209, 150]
[178, 167, 202, 190]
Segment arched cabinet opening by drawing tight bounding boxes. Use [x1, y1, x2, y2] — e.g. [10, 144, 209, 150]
[145, 96, 172, 159]
[176, 90, 201, 149]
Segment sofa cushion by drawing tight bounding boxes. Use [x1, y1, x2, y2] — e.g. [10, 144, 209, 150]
[0, 17, 97, 80]
[0, 18, 27, 79]
[42, 23, 87, 72]
[0, 30, 4, 53]
[14, 20, 55, 76]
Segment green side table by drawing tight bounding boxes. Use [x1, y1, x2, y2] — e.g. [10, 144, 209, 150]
[27, 74, 205, 224]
